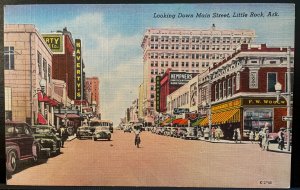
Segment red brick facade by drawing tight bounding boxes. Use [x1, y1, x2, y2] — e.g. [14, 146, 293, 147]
[52, 34, 75, 100]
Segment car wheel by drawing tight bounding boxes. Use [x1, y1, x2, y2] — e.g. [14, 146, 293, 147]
[7, 151, 18, 174]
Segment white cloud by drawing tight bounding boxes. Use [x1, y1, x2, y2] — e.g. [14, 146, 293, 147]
[43, 12, 144, 125]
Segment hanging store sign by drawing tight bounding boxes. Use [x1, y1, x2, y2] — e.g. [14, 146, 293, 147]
[173, 108, 189, 115]
[156, 76, 161, 112]
[75, 39, 82, 100]
[42, 34, 65, 54]
[169, 72, 194, 86]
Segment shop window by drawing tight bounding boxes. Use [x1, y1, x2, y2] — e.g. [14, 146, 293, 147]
[267, 72, 277, 92]
[4, 47, 15, 70]
[243, 109, 273, 132]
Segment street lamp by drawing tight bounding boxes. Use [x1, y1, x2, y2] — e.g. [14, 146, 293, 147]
[202, 100, 212, 141]
[274, 47, 292, 152]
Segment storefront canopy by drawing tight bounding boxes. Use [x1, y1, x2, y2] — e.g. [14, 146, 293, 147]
[191, 117, 204, 127]
[200, 109, 240, 126]
[37, 113, 47, 125]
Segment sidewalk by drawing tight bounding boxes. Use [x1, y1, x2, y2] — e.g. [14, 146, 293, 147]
[198, 137, 291, 154]
[67, 134, 77, 141]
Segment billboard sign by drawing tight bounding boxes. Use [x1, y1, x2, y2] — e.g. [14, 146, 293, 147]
[173, 108, 189, 115]
[42, 33, 65, 54]
[169, 72, 194, 86]
[75, 39, 82, 100]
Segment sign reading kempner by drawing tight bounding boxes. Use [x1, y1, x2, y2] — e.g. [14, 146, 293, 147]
[170, 72, 194, 85]
[42, 33, 65, 54]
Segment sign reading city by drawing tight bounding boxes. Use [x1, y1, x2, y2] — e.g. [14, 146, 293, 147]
[169, 72, 194, 86]
[173, 108, 189, 115]
[75, 39, 82, 100]
[42, 34, 65, 54]
[156, 76, 161, 112]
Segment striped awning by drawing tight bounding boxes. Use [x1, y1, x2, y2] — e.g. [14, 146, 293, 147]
[191, 117, 204, 127]
[200, 109, 240, 126]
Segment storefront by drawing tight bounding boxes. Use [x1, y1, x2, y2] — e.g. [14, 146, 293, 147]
[200, 97, 287, 140]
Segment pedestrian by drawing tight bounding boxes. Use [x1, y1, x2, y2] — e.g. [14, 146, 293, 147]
[278, 128, 285, 150]
[211, 127, 216, 141]
[59, 126, 69, 148]
[236, 128, 242, 143]
[258, 129, 263, 148]
[249, 130, 254, 143]
[215, 126, 223, 141]
[261, 123, 270, 151]
[204, 127, 210, 140]
[233, 128, 241, 143]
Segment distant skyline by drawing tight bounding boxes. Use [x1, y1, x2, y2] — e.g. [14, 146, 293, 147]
[4, 3, 295, 125]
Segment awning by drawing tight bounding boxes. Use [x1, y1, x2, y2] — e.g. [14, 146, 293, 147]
[191, 117, 204, 127]
[38, 92, 51, 103]
[161, 117, 175, 126]
[55, 114, 81, 119]
[49, 99, 59, 107]
[178, 119, 188, 125]
[37, 113, 47, 125]
[200, 109, 240, 126]
[172, 118, 183, 125]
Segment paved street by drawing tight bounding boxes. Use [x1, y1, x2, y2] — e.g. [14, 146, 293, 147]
[7, 131, 291, 188]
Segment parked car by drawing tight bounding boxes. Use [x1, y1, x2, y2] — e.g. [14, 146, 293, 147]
[183, 127, 199, 140]
[268, 128, 292, 144]
[31, 125, 62, 156]
[5, 122, 44, 175]
[176, 127, 187, 138]
[93, 126, 111, 141]
[76, 125, 93, 139]
[163, 127, 172, 136]
[170, 127, 179, 137]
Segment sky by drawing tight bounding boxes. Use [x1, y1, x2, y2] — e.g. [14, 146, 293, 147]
[4, 3, 295, 125]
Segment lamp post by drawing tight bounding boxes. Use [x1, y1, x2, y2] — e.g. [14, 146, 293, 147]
[274, 47, 292, 152]
[202, 100, 212, 141]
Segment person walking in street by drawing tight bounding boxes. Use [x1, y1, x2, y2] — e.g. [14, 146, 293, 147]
[249, 130, 254, 144]
[233, 128, 241, 143]
[59, 126, 69, 148]
[278, 128, 285, 150]
[215, 126, 223, 141]
[204, 127, 210, 140]
[261, 123, 270, 151]
[133, 125, 142, 147]
[211, 127, 216, 141]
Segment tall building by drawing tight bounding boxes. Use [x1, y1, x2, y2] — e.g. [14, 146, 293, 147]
[141, 26, 255, 124]
[85, 77, 100, 113]
[4, 24, 55, 125]
[42, 27, 86, 101]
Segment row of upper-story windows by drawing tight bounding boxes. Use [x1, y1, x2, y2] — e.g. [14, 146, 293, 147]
[214, 77, 235, 100]
[37, 51, 51, 83]
[168, 91, 189, 111]
[4, 47, 51, 83]
[149, 52, 228, 60]
[150, 36, 252, 44]
[150, 44, 234, 51]
[151, 61, 209, 68]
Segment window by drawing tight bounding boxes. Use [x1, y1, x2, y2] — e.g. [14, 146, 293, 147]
[38, 51, 42, 75]
[223, 81, 226, 98]
[151, 85, 154, 91]
[267, 73, 277, 92]
[219, 83, 223, 99]
[249, 71, 258, 89]
[232, 76, 236, 95]
[227, 78, 232, 97]
[48, 65, 51, 83]
[5, 87, 12, 120]
[215, 84, 218, 100]
[4, 47, 15, 70]
[151, 78, 154, 83]
[151, 94, 155, 99]
[236, 72, 240, 90]
[151, 69, 154, 74]
[43, 59, 47, 82]
[244, 109, 273, 132]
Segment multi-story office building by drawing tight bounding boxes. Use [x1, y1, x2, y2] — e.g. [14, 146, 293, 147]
[85, 77, 100, 114]
[141, 26, 255, 124]
[4, 24, 54, 125]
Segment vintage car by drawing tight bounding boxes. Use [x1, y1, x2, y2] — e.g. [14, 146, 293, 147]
[76, 125, 93, 139]
[170, 127, 179, 137]
[5, 121, 44, 175]
[183, 127, 199, 140]
[92, 126, 111, 141]
[31, 125, 62, 156]
[176, 127, 187, 138]
[268, 128, 292, 144]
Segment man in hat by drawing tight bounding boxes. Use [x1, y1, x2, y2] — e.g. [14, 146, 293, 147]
[277, 128, 285, 150]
